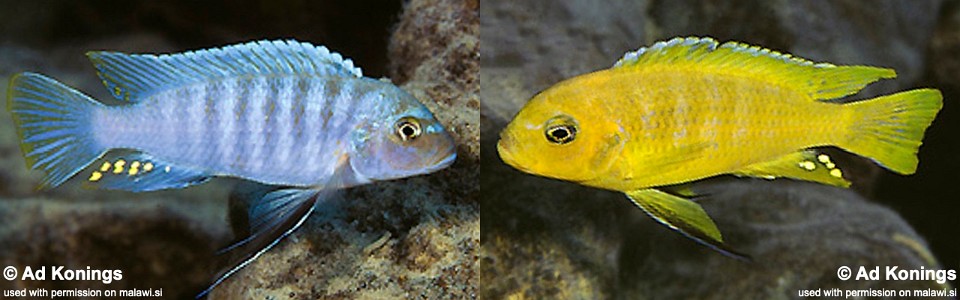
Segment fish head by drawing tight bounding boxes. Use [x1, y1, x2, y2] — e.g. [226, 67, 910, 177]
[497, 77, 626, 187]
[349, 87, 456, 182]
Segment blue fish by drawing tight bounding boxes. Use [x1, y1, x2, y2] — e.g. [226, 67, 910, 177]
[6, 40, 457, 297]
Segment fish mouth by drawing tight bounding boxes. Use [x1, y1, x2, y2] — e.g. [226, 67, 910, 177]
[495, 140, 511, 162]
[496, 139, 525, 172]
[425, 143, 457, 173]
[428, 152, 456, 172]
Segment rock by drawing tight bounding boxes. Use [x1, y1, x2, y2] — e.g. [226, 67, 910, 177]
[480, 151, 625, 299]
[618, 179, 947, 299]
[480, 0, 950, 298]
[212, 0, 479, 298]
[0, 197, 224, 298]
[391, 0, 480, 160]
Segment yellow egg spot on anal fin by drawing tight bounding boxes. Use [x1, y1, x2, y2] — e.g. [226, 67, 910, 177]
[825, 162, 836, 169]
[100, 162, 111, 172]
[164, 166, 171, 173]
[113, 160, 126, 174]
[817, 154, 831, 164]
[733, 151, 851, 188]
[89, 171, 103, 182]
[830, 168, 843, 178]
[129, 161, 141, 176]
[143, 162, 154, 172]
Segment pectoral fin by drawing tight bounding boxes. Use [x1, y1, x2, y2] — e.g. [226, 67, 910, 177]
[733, 150, 850, 187]
[662, 183, 698, 198]
[198, 186, 323, 298]
[625, 189, 746, 259]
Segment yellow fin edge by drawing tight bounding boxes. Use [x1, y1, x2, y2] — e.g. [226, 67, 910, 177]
[613, 37, 896, 100]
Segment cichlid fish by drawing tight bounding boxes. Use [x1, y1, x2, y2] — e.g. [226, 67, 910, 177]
[6, 40, 456, 296]
[497, 37, 942, 257]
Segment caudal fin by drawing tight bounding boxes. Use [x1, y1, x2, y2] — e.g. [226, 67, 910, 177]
[7, 73, 106, 188]
[840, 89, 942, 174]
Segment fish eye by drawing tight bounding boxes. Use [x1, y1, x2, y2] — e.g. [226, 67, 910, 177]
[395, 117, 422, 142]
[545, 124, 577, 144]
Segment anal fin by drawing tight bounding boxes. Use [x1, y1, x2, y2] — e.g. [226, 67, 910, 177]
[733, 150, 850, 187]
[82, 152, 210, 192]
[625, 189, 747, 260]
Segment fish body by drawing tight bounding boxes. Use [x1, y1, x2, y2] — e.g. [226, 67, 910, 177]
[7, 40, 456, 296]
[95, 75, 442, 188]
[8, 40, 455, 190]
[497, 37, 941, 257]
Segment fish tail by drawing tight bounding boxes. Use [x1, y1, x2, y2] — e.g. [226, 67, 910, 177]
[840, 89, 942, 174]
[7, 73, 107, 188]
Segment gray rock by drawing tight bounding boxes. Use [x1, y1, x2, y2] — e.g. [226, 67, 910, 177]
[619, 179, 947, 299]
[212, 0, 479, 298]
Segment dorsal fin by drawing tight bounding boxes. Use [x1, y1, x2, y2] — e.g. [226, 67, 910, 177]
[86, 40, 363, 102]
[612, 37, 896, 101]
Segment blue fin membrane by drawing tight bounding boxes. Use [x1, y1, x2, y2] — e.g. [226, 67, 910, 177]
[86, 40, 363, 102]
[81, 152, 210, 192]
[7, 73, 106, 189]
[196, 186, 323, 298]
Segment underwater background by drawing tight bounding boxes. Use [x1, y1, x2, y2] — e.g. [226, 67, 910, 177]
[0, 0, 478, 298]
[481, 0, 960, 298]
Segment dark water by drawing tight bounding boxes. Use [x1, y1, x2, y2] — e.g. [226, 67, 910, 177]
[0, 0, 400, 77]
[877, 0, 960, 276]
[877, 80, 960, 272]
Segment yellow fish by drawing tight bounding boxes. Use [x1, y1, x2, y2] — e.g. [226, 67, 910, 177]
[496, 37, 942, 257]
